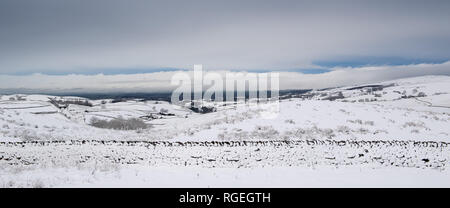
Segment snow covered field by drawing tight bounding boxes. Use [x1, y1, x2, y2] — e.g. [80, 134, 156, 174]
[0, 75, 449, 187]
[5, 166, 450, 188]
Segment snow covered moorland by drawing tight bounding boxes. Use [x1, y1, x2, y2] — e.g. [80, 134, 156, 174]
[0, 75, 449, 187]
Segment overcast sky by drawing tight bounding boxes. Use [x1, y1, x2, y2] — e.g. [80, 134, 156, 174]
[0, 0, 450, 91]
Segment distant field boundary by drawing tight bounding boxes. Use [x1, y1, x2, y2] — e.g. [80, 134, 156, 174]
[414, 97, 450, 109]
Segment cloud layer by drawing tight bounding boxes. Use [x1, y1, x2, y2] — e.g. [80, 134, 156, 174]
[1, 62, 449, 93]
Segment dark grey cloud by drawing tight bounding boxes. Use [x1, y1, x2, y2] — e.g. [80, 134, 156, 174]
[0, 0, 450, 74]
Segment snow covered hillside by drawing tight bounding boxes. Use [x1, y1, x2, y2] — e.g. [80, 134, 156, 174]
[2, 75, 448, 142]
[0, 75, 449, 187]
